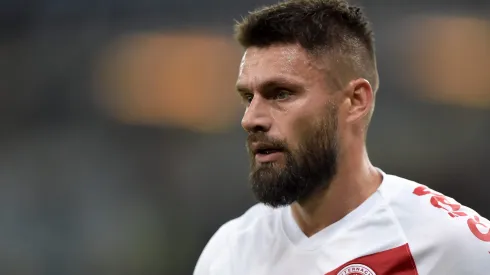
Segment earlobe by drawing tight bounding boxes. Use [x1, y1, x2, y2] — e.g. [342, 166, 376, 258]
[346, 78, 373, 123]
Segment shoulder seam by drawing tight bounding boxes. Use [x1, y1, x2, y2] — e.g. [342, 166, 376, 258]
[378, 185, 412, 247]
[380, 195, 420, 273]
[378, 182, 421, 274]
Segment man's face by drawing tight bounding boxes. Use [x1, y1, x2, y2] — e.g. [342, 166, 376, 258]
[236, 44, 340, 207]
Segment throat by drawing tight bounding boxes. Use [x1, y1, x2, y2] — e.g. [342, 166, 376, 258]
[289, 182, 358, 238]
[291, 200, 339, 238]
[290, 166, 383, 237]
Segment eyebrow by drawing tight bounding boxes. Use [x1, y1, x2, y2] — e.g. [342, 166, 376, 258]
[236, 77, 303, 94]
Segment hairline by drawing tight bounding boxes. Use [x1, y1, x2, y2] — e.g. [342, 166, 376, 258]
[240, 41, 375, 92]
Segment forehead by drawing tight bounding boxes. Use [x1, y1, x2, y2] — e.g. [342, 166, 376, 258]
[236, 44, 326, 89]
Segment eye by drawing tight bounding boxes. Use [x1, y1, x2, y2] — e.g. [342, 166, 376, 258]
[274, 89, 292, 101]
[243, 93, 254, 104]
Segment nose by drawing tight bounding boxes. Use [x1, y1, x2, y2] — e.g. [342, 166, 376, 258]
[241, 97, 272, 133]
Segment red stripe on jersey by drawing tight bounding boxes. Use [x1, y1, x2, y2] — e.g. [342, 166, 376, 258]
[325, 243, 418, 275]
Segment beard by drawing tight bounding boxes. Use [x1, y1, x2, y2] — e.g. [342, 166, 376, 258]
[246, 108, 339, 208]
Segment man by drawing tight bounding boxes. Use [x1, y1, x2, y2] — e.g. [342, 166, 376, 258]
[194, 0, 490, 274]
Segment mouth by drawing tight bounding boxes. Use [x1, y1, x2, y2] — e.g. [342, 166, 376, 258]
[252, 143, 285, 163]
[255, 148, 282, 155]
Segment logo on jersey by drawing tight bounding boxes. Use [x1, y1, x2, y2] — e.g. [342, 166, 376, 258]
[337, 264, 376, 275]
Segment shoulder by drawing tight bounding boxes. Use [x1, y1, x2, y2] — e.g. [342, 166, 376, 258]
[193, 203, 279, 275]
[380, 173, 490, 273]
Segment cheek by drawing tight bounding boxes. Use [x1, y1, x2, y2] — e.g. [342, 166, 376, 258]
[291, 98, 328, 131]
[271, 95, 329, 147]
[277, 112, 317, 151]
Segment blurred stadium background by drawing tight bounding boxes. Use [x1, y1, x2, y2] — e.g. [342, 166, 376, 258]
[0, 0, 489, 274]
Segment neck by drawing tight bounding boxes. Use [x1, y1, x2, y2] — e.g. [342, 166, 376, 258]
[290, 146, 382, 237]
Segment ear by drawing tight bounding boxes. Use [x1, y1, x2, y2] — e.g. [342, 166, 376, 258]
[344, 78, 374, 123]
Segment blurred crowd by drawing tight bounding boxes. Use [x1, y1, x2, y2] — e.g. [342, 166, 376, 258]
[0, 0, 489, 274]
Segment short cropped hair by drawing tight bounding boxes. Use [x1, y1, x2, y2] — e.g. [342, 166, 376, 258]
[234, 0, 379, 92]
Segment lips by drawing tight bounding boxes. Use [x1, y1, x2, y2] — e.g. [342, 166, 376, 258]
[256, 148, 281, 155]
[251, 143, 283, 155]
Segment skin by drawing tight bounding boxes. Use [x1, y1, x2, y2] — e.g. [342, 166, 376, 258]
[236, 43, 383, 237]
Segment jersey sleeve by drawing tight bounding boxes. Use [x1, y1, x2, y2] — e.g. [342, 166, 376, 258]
[428, 212, 490, 274]
[193, 220, 236, 275]
[388, 182, 490, 274]
[410, 185, 490, 273]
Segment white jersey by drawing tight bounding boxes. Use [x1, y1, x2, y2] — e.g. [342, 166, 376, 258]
[194, 170, 490, 275]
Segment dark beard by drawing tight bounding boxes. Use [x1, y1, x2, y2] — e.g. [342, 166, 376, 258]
[247, 111, 339, 208]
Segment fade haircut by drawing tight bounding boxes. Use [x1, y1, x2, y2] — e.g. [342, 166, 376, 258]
[234, 0, 379, 93]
